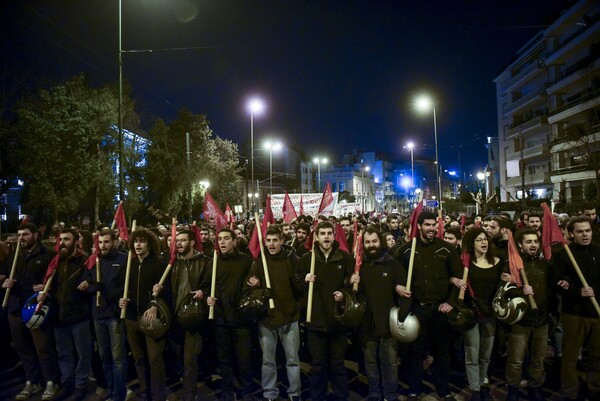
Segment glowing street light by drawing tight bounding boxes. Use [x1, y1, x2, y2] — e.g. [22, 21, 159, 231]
[246, 96, 266, 210]
[313, 157, 328, 192]
[414, 94, 441, 206]
[264, 140, 283, 195]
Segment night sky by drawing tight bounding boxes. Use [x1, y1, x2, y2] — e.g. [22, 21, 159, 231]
[2, 0, 572, 176]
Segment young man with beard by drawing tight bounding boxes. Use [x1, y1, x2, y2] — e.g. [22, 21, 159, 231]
[154, 230, 208, 401]
[79, 228, 128, 401]
[281, 223, 294, 244]
[387, 214, 402, 242]
[119, 229, 169, 401]
[294, 222, 310, 257]
[526, 213, 543, 236]
[2, 223, 60, 400]
[487, 216, 512, 262]
[202, 228, 254, 401]
[394, 211, 462, 401]
[504, 228, 555, 401]
[200, 226, 215, 255]
[349, 226, 403, 401]
[301, 221, 354, 401]
[553, 216, 600, 401]
[247, 225, 304, 401]
[443, 227, 462, 252]
[38, 229, 91, 401]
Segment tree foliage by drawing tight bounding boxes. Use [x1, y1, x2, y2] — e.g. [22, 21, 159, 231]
[12, 75, 118, 222]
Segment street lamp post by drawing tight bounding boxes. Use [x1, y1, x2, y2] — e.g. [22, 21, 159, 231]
[246, 97, 266, 211]
[313, 157, 328, 192]
[118, 0, 124, 201]
[414, 95, 441, 207]
[264, 140, 283, 196]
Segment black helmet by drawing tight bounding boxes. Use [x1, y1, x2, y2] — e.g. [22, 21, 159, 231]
[447, 303, 476, 331]
[177, 294, 206, 333]
[238, 288, 271, 321]
[493, 282, 528, 325]
[333, 289, 366, 328]
[139, 298, 171, 339]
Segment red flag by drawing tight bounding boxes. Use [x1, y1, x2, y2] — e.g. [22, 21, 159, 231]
[541, 202, 566, 261]
[507, 230, 524, 287]
[203, 192, 227, 229]
[409, 199, 424, 240]
[85, 232, 100, 270]
[191, 224, 204, 253]
[460, 214, 466, 234]
[317, 182, 334, 215]
[461, 250, 475, 297]
[299, 195, 305, 215]
[248, 223, 261, 259]
[354, 232, 363, 274]
[352, 220, 359, 256]
[335, 223, 349, 253]
[168, 219, 177, 265]
[282, 192, 298, 224]
[437, 216, 445, 239]
[248, 198, 275, 259]
[22, 215, 29, 224]
[304, 220, 319, 250]
[113, 202, 129, 241]
[44, 236, 61, 283]
[225, 203, 236, 228]
[264, 196, 275, 226]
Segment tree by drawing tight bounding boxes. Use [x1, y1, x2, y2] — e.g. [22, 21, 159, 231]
[145, 110, 242, 220]
[12, 75, 118, 223]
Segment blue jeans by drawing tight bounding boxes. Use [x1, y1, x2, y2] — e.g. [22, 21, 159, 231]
[463, 320, 495, 391]
[363, 335, 398, 400]
[259, 322, 301, 399]
[94, 318, 127, 401]
[54, 320, 93, 387]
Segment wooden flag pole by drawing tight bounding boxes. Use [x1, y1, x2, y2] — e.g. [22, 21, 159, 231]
[208, 249, 218, 319]
[95, 256, 101, 307]
[306, 233, 318, 323]
[35, 271, 55, 313]
[120, 220, 137, 320]
[405, 237, 417, 292]
[105, 200, 122, 305]
[254, 213, 275, 309]
[458, 267, 468, 301]
[2, 240, 21, 309]
[519, 270, 538, 310]
[153, 217, 177, 297]
[564, 244, 600, 317]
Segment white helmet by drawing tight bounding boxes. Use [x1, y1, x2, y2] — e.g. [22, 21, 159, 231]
[493, 282, 528, 325]
[389, 306, 420, 343]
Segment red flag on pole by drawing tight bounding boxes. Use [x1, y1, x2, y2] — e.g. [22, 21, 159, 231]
[282, 192, 298, 224]
[409, 199, 424, 240]
[44, 236, 61, 283]
[225, 203, 236, 228]
[249, 197, 276, 259]
[354, 231, 363, 273]
[113, 202, 129, 241]
[264, 196, 275, 226]
[437, 216, 445, 239]
[507, 230, 524, 287]
[299, 195, 305, 215]
[335, 223, 349, 253]
[460, 214, 466, 234]
[191, 224, 204, 253]
[85, 232, 100, 270]
[461, 250, 475, 297]
[317, 182, 334, 215]
[541, 202, 566, 261]
[203, 192, 227, 229]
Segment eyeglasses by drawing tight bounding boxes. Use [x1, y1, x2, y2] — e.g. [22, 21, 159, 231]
[474, 237, 489, 243]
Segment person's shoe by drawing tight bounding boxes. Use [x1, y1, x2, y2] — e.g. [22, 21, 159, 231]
[506, 386, 519, 401]
[100, 388, 113, 401]
[406, 394, 419, 401]
[443, 396, 457, 401]
[52, 382, 74, 401]
[41, 382, 58, 401]
[15, 381, 41, 400]
[288, 396, 300, 401]
[470, 391, 481, 401]
[71, 386, 88, 401]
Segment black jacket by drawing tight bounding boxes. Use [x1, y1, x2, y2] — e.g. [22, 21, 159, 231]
[4, 242, 56, 316]
[394, 237, 462, 305]
[553, 242, 600, 318]
[299, 243, 354, 330]
[123, 253, 169, 321]
[83, 248, 128, 319]
[53, 251, 89, 326]
[171, 251, 208, 314]
[357, 251, 402, 337]
[200, 250, 253, 327]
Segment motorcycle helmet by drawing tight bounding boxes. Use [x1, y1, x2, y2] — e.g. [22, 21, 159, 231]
[238, 288, 271, 321]
[447, 303, 476, 331]
[177, 294, 206, 333]
[493, 282, 528, 324]
[333, 289, 366, 328]
[139, 298, 171, 339]
[389, 305, 420, 343]
[21, 292, 51, 329]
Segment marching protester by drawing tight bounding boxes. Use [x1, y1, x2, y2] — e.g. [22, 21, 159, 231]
[2, 223, 60, 400]
[119, 228, 170, 401]
[80, 228, 128, 401]
[293, 222, 310, 257]
[201, 228, 254, 401]
[301, 220, 354, 401]
[553, 216, 600, 401]
[350, 226, 403, 401]
[394, 211, 463, 401]
[247, 225, 304, 401]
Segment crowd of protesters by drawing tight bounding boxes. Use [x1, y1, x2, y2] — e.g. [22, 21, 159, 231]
[0, 203, 599, 401]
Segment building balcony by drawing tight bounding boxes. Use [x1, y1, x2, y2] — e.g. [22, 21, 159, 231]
[545, 20, 600, 65]
[506, 115, 549, 139]
[503, 60, 544, 92]
[504, 89, 547, 115]
[505, 143, 549, 161]
[546, 51, 600, 93]
[506, 172, 550, 187]
[550, 163, 596, 183]
[548, 88, 600, 123]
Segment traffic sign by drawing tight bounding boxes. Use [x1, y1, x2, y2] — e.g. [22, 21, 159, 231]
[426, 200, 439, 208]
